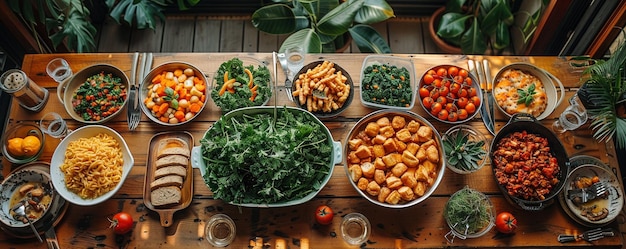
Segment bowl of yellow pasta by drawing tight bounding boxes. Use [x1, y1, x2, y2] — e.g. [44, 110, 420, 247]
[49, 125, 134, 206]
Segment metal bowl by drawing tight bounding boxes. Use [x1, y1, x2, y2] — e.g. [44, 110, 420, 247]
[292, 60, 354, 119]
[139, 61, 209, 126]
[1, 123, 45, 164]
[417, 64, 482, 124]
[343, 109, 446, 208]
[0, 168, 54, 228]
[492, 63, 564, 120]
[56, 64, 129, 124]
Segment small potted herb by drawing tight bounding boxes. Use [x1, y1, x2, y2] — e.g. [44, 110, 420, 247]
[442, 125, 487, 174]
[444, 186, 495, 242]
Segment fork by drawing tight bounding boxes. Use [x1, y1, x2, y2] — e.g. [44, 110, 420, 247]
[127, 52, 139, 130]
[12, 201, 43, 242]
[582, 182, 607, 203]
[558, 228, 607, 243]
[277, 53, 293, 101]
[129, 53, 151, 130]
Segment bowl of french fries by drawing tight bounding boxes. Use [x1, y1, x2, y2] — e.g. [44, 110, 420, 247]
[292, 60, 354, 118]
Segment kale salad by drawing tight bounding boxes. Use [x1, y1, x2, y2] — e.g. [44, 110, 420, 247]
[211, 58, 272, 113]
[361, 63, 412, 108]
[200, 107, 333, 204]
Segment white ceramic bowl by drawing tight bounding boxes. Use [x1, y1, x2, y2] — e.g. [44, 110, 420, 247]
[210, 57, 273, 113]
[50, 125, 134, 206]
[492, 63, 564, 120]
[360, 55, 416, 110]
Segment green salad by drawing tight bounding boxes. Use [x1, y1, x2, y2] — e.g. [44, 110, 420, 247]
[72, 72, 126, 121]
[200, 107, 333, 204]
[361, 63, 412, 107]
[211, 58, 272, 113]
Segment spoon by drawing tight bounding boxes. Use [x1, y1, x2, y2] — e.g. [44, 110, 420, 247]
[12, 201, 43, 243]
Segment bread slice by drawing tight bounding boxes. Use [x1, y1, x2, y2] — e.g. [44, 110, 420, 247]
[157, 146, 190, 159]
[151, 186, 181, 207]
[154, 165, 187, 179]
[150, 175, 183, 190]
[155, 155, 188, 169]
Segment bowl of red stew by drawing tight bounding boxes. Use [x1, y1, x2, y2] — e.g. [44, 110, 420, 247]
[57, 64, 129, 124]
[490, 113, 569, 211]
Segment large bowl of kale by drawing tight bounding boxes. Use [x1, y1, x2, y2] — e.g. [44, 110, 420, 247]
[192, 106, 342, 207]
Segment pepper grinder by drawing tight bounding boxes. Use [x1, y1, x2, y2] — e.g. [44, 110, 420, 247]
[0, 69, 49, 112]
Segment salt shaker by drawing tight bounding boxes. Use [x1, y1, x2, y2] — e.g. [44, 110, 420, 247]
[0, 69, 49, 112]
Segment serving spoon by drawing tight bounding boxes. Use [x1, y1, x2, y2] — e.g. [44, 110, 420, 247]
[12, 201, 43, 243]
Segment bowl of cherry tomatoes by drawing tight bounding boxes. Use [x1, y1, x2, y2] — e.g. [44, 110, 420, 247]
[417, 65, 482, 124]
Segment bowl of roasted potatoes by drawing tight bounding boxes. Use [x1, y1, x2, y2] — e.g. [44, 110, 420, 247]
[344, 109, 446, 208]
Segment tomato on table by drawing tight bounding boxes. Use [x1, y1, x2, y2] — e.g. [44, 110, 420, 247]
[315, 205, 334, 225]
[109, 212, 134, 235]
[495, 212, 517, 234]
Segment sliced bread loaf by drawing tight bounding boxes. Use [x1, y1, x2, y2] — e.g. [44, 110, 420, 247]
[155, 154, 188, 169]
[157, 146, 190, 159]
[151, 186, 181, 207]
[154, 165, 187, 179]
[150, 175, 183, 190]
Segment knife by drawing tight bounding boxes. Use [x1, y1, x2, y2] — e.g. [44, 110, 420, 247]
[480, 60, 496, 136]
[468, 59, 495, 136]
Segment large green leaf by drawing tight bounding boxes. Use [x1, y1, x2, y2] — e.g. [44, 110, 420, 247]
[460, 17, 487, 54]
[349, 24, 391, 53]
[252, 4, 298, 34]
[279, 28, 323, 53]
[317, 0, 364, 36]
[48, 9, 97, 52]
[493, 21, 510, 50]
[445, 0, 468, 13]
[354, 0, 395, 24]
[176, 0, 201, 10]
[107, 0, 167, 30]
[437, 13, 470, 39]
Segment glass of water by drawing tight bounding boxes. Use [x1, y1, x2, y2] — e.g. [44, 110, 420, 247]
[46, 58, 73, 83]
[39, 112, 71, 138]
[286, 46, 305, 79]
[205, 214, 236, 247]
[340, 212, 371, 246]
[552, 94, 588, 133]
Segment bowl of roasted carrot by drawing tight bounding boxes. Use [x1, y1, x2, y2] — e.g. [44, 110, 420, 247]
[140, 61, 209, 126]
[211, 57, 273, 113]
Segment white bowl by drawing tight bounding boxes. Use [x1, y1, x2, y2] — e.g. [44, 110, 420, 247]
[210, 57, 273, 113]
[50, 125, 134, 206]
[360, 55, 416, 110]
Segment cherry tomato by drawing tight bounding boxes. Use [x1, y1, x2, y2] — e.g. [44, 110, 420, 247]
[453, 75, 464, 84]
[465, 102, 476, 114]
[437, 109, 449, 120]
[422, 74, 434, 85]
[429, 88, 440, 99]
[470, 96, 481, 106]
[468, 87, 478, 97]
[439, 86, 450, 96]
[422, 97, 434, 109]
[419, 87, 430, 98]
[447, 111, 458, 122]
[457, 97, 469, 109]
[457, 88, 468, 97]
[448, 66, 459, 76]
[433, 78, 443, 88]
[436, 68, 447, 77]
[457, 109, 468, 120]
[459, 69, 469, 78]
[450, 83, 461, 95]
[315, 205, 334, 225]
[436, 96, 447, 105]
[445, 103, 456, 113]
[109, 212, 133, 235]
[431, 102, 443, 114]
[427, 69, 436, 76]
[495, 212, 517, 234]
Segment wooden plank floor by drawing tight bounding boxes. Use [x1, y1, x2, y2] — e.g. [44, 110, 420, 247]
[97, 15, 444, 54]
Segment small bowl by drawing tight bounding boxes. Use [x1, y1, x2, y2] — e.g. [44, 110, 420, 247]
[442, 125, 488, 174]
[360, 55, 416, 110]
[292, 60, 354, 119]
[562, 164, 623, 226]
[211, 57, 273, 114]
[0, 168, 54, 228]
[417, 65, 482, 124]
[1, 123, 45, 164]
[444, 187, 495, 240]
[343, 109, 445, 208]
[50, 125, 134, 206]
[56, 64, 129, 124]
[140, 61, 209, 126]
[492, 63, 564, 120]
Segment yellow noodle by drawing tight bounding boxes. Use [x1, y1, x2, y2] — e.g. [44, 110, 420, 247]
[60, 133, 123, 199]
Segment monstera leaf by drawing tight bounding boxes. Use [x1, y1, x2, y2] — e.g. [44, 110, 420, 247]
[48, 9, 97, 53]
[107, 0, 167, 30]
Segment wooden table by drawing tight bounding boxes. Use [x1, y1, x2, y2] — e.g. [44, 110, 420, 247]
[1, 53, 624, 248]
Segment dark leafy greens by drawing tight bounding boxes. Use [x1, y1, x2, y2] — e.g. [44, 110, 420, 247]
[200, 107, 333, 204]
[211, 58, 272, 113]
[72, 72, 126, 121]
[361, 64, 412, 107]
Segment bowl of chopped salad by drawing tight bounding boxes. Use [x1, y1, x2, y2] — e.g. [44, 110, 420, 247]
[140, 61, 209, 126]
[211, 57, 273, 113]
[57, 64, 129, 124]
[360, 55, 416, 110]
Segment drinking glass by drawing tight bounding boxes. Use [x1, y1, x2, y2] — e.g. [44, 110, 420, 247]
[552, 94, 588, 133]
[205, 214, 236, 247]
[286, 46, 305, 79]
[46, 58, 73, 83]
[39, 112, 71, 138]
[340, 213, 371, 246]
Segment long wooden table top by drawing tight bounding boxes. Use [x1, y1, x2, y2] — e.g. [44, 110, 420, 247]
[1, 53, 624, 248]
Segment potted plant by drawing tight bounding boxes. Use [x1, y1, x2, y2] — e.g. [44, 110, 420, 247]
[7, 0, 199, 52]
[251, 0, 395, 53]
[429, 0, 542, 55]
[576, 41, 626, 149]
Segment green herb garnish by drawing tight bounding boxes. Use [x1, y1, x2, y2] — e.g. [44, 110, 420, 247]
[444, 187, 493, 235]
[200, 107, 332, 204]
[517, 83, 536, 106]
[443, 128, 486, 172]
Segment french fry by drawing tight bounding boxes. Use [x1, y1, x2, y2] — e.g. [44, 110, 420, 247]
[295, 60, 350, 113]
